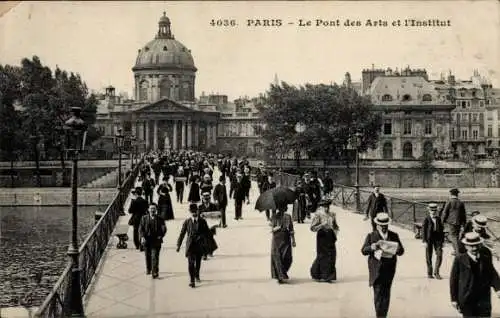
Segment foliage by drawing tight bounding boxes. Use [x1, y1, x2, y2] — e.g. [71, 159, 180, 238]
[258, 81, 382, 160]
[0, 56, 100, 162]
[419, 147, 434, 171]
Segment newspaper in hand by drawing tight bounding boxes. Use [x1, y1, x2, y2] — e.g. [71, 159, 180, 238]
[378, 240, 399, 258]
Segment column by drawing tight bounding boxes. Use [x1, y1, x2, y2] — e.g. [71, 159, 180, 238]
[145, 120, 150, 150]
[213, 123, 217, 147]
[153, 120, 158, 150]
[173, 120, 178, 150]
[187, 121, 192, 149]
[181, 120, 186, 150]
[194, 121, 199, 150]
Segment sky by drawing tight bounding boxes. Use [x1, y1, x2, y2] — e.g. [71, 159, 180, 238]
[0, 1, 498, 101]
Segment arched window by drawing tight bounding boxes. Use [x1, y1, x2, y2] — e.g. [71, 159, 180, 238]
[403, 142, 413, 158]
[238, 142, 247, 154]
[423, 140, 433, 155]
[422, 94, 432, 102]
[382, 142, 393, 159]
[139, 80, 148, 101]
[159, 79, 171, 99]
[382, 94, 393, 102]
[181, 82, 190, 101]
[402, 94, 412, 101]
[254, 143, 263, 154]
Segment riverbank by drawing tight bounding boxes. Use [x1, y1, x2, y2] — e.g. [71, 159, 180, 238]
[0, 188, 117, 206]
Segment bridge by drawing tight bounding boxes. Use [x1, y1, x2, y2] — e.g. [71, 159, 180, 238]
[33, 162, 500, 317]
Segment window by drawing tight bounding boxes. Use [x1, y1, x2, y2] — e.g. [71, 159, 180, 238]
[382, 94, 393, 101]
[480, 100, 484, 107]
[139, 80, 148, 101]
[424, 120, 432, 135]
[467, 101, 471, 108]
[254, 143, 263, 154]
[422, 94, 432, 102]
[402, 142, 413, 158]
[473, 130, 479, 140]
[403, 119, 412, 135]
[488, 125, 493, 137]
[423, 141, 433, 155]
[460, 92, 465, 97]
[383, 119, 392, 135]
[480, 113, 484, 122]
[462, 101, 467, 109]
[382, 142, 393, 159]
[238, 143, 247, 154]
[451, 128, 455, 139]
[461, 129, 468, 140]
[457, 113, 461, 121]
[473, 114, 478, 122]
[402, 94, 411, 101]
[159, 79, 171, 99]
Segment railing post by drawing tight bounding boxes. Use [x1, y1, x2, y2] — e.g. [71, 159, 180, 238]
[389, 198, 394, 219]
[341, 187, 345, 208]
[412, 203, 417, 232]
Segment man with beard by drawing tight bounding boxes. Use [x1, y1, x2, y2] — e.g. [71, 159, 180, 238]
[361, 213, 405, 318]
[450, 232, 500, 317]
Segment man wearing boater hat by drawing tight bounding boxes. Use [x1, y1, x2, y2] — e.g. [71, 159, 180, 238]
[361, 212, 405, 318]
[442, 188, 467, 256]
[450, 232, 500, 317]
[422, 203, 444, 279]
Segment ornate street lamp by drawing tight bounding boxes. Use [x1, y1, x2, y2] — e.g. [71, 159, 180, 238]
[62, 106, 87, 317]
[130, 135, 136, 169]
[115, 128, 125, 216]
[294, 122, 307, 171]
[352, 131, 363, 213]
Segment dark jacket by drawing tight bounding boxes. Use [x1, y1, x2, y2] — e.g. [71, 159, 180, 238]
[232, 181, 247, 201]
[128, 196, 149, 226]
[422, 215, 445, 243]
[177, 217, 210, 257]
[365, 193, 388, 218]
[361, 230, 405, 286]
[138, 214, 167, 247]
[261, 180, 276, 193]
[142, 178, 156, 194]
[323, 176, 334, 193]
[198, 202, 219, 214]
[442, 197, 466, 226]
[450, 252, 500, 309]
[213, 183, 228, 208]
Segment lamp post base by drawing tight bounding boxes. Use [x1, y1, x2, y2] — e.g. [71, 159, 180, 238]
[67, 248, 85, 317]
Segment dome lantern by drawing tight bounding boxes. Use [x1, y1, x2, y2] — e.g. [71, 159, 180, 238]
[157, 11, 173, 39]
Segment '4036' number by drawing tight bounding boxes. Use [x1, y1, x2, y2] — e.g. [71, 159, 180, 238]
[210, 19, 237, 27]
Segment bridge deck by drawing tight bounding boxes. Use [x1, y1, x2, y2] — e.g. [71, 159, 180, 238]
[84, 170, 500, 317]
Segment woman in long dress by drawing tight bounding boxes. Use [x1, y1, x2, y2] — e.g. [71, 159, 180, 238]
[292, 179, 308, 223]
[310, 199, 339, 283]
[188, 175, 201, 204]
[157, 178, 174, 221]
[270, 206, 296, 284]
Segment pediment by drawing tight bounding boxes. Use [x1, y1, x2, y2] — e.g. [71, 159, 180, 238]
[134, 98, 195, 113]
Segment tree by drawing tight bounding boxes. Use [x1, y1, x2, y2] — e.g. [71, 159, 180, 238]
[419, 148, 434, 188]
[258, 81, 382, 163]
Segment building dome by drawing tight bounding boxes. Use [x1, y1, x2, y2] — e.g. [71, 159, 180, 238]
[133, 12, 196, 72]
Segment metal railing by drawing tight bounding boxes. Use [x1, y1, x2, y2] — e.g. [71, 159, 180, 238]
[34, 157, 143, 318]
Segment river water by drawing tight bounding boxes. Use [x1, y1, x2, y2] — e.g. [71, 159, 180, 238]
[0, 206, 105, 307]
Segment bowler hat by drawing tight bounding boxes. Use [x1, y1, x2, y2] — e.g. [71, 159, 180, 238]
[428, 203, 438, 211]
[461, 232, 483, 245]
[472, 215, 488, 228]
[374, 213, 391, 225]
[450, 188, 460, 195]
[202, 192, 211, 197]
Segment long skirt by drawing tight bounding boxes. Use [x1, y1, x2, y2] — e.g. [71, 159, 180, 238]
[271, 231, 293, 280]
[158, 195, 174, 220]
[310, 228, 337, 281]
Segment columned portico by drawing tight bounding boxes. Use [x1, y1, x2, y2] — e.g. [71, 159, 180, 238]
[187, 121, 192, 149]
[194, 121, 200, 150]
[173, 120, 178, 150]
[181, 121, 186, 150]
[145, 121, 150, 149]
[153, 120, 158, 150]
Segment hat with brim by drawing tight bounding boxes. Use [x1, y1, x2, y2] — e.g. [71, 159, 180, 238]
[189, 204, 198, 213]
[450, 188, 460, 195]
[428, 203, 438, 211]
[461, 232, 483, 245]
[202, 192, 211, 197]
[374, 213, 391, 225]
[472, 215, 488, 228]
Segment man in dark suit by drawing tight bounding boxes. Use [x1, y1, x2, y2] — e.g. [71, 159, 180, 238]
[361, 213, 405, 318]
[323, 171, 334, 197]
[450, 232, 500, 317]
[422, 203, 444, 279]
[442, 188, 467, 256]
[138, 203, 167, 279]
[364, 185, 388, 231]
[177, 204, 211, 288]
[213, 175, 228, 228]
[142, 174, 156, 204]
[261, 173, 277, 221]
[128, 187, 149, 250]
[232, 173, 246, 220]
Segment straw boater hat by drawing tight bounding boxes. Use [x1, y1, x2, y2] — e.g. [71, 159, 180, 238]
[461, 232, 483, 246]
[428, 203, 438, 211]
[374, 213, 391, 225]
[472, 215, 488, 228]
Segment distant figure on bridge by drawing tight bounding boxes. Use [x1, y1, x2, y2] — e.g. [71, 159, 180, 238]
[361, 213, 405, 318]
[450, 232, 500, 317]
[364, 185, 388, 231]
[261, 173, 277, 222]
[139, 203, 166, 279]
[322, 171, 334, 197]
[213, 175, 228, 228]
[142, 174, 156, 204]
[176, 204, 211, 288]
[441, 188, 467, 256]
[292, 179, 308, 224]
[422, 203, 444, 279]
[233, 173, 246, 220]
[310, 199, 339, 283]
[128, 187, 149, 250]
[270, 206, 296, 284]
[157, 178, 174, 221]
[174, 166, 186, 203]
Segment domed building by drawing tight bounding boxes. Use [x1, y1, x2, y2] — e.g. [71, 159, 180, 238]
[94, 12, 265, 155]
